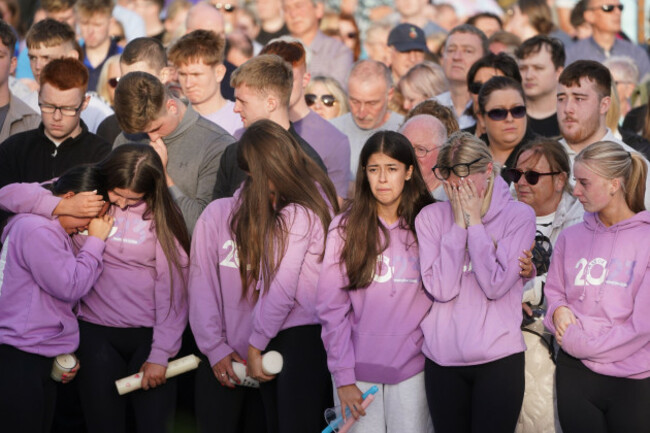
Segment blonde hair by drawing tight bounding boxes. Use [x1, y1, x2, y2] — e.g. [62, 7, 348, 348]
[438, 131, 498, 215]
[96, 53, 121, 106]
[398, 61, 449, 101]
[575, 141, 647, 213]
[606, 83, 620, 134]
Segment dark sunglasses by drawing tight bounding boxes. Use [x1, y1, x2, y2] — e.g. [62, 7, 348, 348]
[590, 4, 623, 12]
[486, 105, 527, 121]
[342, 31, 358, 39]
[468, 81, 483, 95]
[433, 157, 483, 180]
[502, 168, 560, 185]
[305, 93, 336, 107]
[108, 77, 120, 88]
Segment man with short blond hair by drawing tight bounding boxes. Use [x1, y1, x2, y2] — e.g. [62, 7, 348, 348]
[168, 30, 242, 135]
[214, 54, 326, 198]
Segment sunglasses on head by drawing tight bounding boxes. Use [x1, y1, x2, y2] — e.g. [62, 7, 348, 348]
[108, 77, 120, 89]
[305, 93, 336, 107]
[486, 105, 527, 121]
[502, 168, 560, 185]
[468, 81, 483, 95]
[591, 4, 623, 12]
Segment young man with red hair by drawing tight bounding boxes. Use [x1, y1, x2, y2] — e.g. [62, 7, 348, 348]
[0, 58, 110, 188]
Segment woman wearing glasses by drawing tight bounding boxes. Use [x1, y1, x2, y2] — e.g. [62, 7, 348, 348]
[477, 76, 537, 179]
[543, 141, 650, 433]
[304, 76, 349, 120]
[317, 131, 434, 432]
[505, 138, 583, 432]
[415, 131, 536, 433]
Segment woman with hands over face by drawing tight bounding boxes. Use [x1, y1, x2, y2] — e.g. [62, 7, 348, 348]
[316, 131, 434, 432]
[542, 141, 650, 433]
[0, 166, 113, 433]
[415, 131, 536, 433]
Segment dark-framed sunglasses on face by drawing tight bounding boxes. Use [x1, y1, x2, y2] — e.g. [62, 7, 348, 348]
[486, 105, 527, 121]
[591, 4, 623, 12]
[108, 77, 120, 88]
[305, 94, 336, 107]
[433, 157, 484, 180]
[502, 168, 560, 185]
[468, 81, 483, 95]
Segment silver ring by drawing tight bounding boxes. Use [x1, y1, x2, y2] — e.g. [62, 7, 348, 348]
[221, 373, 226, 376]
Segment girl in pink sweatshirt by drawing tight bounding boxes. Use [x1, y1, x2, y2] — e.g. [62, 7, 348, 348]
[317, 131, 434, 432]
[543, 141, 650, 433]
[415, 131, 536, 433]
[193, 120, 338, 433]
[0, 165, 113, 433]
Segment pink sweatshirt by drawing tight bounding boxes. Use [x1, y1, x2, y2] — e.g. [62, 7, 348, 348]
[317, 214, 432, 387]
[249, 204, 328, 351]
[415, 176, 536, 366]
[544, 211, 650, 379]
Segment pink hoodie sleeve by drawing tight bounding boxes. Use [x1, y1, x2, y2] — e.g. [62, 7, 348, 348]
[147, 239, 189, 366]
[188, 209, 235, 367]
[467, 206, 536, 300]
[561, 265, 650, 362]
[543, 234, 570, 335]
[415, 204, 468, 302]
[316, 224, 356, 388]
[24, 225, 105, 302]
[249, 205, 318, 350]
[0, 182, 60, 217]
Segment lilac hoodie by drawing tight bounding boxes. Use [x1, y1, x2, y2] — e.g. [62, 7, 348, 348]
[415, 176, 536, 366]
[249, 204, 328, 351]
[0, 183, 189, 366]
[543, 211, 650, 379]
[188, 197, 256, 366]
[0, 214, 105, 357]
[317, 214, 432, 387]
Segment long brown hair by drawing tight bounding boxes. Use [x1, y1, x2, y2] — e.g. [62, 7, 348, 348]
[339, 131, 433, 290]
[98, 144, 191, 295]
[230, 120, 339, 297]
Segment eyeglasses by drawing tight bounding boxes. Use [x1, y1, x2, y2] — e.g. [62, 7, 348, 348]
[39, 101, 84, 117]
[214, 2, 235, 12]
[502, 168, 560, 185]
[305, 93, 337, 107]
[486, 105, 527, 121]
[468, 81, 483, 95]
[108, 77, 120, 88]
[433, 157, 484, 180]
[589, 4, 623, 12]
[413, 145, 442, 158]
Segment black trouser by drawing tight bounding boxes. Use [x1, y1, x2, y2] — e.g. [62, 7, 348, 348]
[194, 355, 267, 433]
[556, 350, 650, 433]
[0, 344, 57, 433]
[259, 325, 333, 433]
[76, 321, 177, 433]
[424, 352, 525, 433]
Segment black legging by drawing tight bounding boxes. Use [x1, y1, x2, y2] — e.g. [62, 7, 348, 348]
[259, 324, 333, 433]
[424, 352, 525, 433]
[556, 350, 650, 433]
[75, 320, 177, 433]
[194, 355, 267, 433]
[0, 344, 57, 433]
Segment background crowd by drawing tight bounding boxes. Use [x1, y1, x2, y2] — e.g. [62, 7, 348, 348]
[0, 0, 649, 432]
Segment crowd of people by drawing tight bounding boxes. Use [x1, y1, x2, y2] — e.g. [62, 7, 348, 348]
[0, 0, 649, 432]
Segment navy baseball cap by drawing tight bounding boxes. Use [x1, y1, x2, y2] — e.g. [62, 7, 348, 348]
[388, 23, 428, 52]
